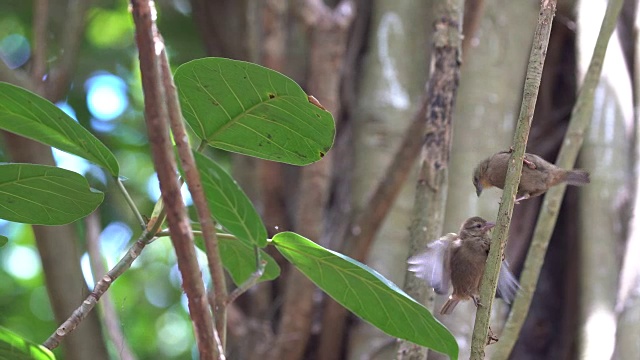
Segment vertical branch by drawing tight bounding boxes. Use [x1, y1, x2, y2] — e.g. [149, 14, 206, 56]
[46, 0, 91, 100]
[159, 48, 228, 354]
[130, 1, 218, 358]
[469, 0, 556, 358]
[492, 0, 624, 357]
[396, 6, 463, 359]
[267, 2, 355, 360]
[32, 0, 49, 85]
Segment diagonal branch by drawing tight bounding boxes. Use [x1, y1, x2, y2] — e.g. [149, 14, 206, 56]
[159, 46, 228, 354]
[469, 0, 557, 358]
[130, 0, 218, 358]
[491, 0, 624, 357]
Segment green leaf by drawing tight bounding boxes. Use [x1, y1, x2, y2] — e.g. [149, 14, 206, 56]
[192, 152, 267, 247]
[195, 236, 280, 286]
[0, 235, 7, 247]
[174, 58, 335, 165]
[0, 82, 119, 176]
[272, 232, 459, 359]
[0, 326, 56, 360]
[0, 164, 103, 225]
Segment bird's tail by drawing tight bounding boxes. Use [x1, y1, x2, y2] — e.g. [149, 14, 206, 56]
[565, 169, 590, 186]
[439, 297, 460, 315]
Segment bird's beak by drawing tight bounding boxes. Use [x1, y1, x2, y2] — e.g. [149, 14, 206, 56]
[475, 184, 483, 197]
[483, 222, 496, 231]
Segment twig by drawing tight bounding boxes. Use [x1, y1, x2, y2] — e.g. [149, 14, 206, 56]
[130, 1, 218, 359]
[159, 45, 228, 351]
[226, 258, 267, 306]
[469, 1, 556, 358]
[85, 212, 137, 360]
[491, 0, 624, 357]
[115, 177, 147, 230]
[43, 226, 158, 349]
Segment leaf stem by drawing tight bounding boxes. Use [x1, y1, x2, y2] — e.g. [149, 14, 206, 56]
[115, 176, 147, 230]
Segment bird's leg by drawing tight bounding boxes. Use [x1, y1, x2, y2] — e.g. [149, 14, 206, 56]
[514, 193, 530, 203]
[472, 295, 483, 308]
[523, 157, 537, 170]
[508, 146, 536, 169]
[487, 326, 499, 345]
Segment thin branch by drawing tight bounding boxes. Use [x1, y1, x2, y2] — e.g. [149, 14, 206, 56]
[226, 259, 267, 306]
[159, 46, 228, 351]
[115, 177, 147, 230]
[85, 212, 136, 360]
[43, 228, 155, 349]
[469, 1, 557, 358]
[42, 183, 168, 350]
[492, 0, 624, 357]
[130, 1, 218, 359]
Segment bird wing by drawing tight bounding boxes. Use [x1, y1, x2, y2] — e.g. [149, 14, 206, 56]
[407, 233, 457, 294]
[497, 260, 520, 303]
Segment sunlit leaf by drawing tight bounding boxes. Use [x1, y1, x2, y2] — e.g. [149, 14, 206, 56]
[0, 164, 103, 225]
[0, 82, 119, 176]
[0, 326, 55, 360]
[174, 58, 335, 165]
[272, 232, 459, 359]
[192, 152, 267, 247]
[195, 236, 280, 286]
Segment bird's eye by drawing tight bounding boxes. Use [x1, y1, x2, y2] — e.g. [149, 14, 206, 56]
[475, 223, 482, 228]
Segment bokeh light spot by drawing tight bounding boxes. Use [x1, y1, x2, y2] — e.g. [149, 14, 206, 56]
[85, 73, 128, 121]
[0, 34, 30, 69]
[2, 245, 41, 280]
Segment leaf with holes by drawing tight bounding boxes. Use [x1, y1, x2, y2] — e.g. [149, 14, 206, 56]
[195, 236, 280, 286]
[0, 164, 103, 225]
[272, 232, 459, 359]
[0, 326, 55, 360]
[0, 82, 119, 176]
[191, 151, 267, 247]
[174, 58, 334, 165]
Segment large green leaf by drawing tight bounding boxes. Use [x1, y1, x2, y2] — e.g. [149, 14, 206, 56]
[0, 164, 103, 225]
[0, 82, 119, 176]
[0, 326, 55, 360]
[272, 232, 459, 359]
[195, 236, 280, 286]
[174, 58, 335, 165]
[192, 152, 267, 247]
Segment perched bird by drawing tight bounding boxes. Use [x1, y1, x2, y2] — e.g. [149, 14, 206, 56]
[473, 150, 590, 202]
[407, 217, 519, 315]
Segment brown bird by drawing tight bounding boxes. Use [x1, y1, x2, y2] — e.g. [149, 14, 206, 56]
[407, 217, 519, 315]
[473, 150, 590, 202]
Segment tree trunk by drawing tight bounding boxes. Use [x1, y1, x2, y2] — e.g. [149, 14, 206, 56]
[344, 2, 432, 359]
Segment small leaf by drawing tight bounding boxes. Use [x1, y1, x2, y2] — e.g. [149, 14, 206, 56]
[272, 232, 459, 359]
[0, 326, 56, 360]
[192, 152, 267, 247]
[0, 82, 119, 176]
[0, 235, 7, 247]
[174, 58, 335, 165]
[195, 236, 280, 286]
[0, 164, 103, 225]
